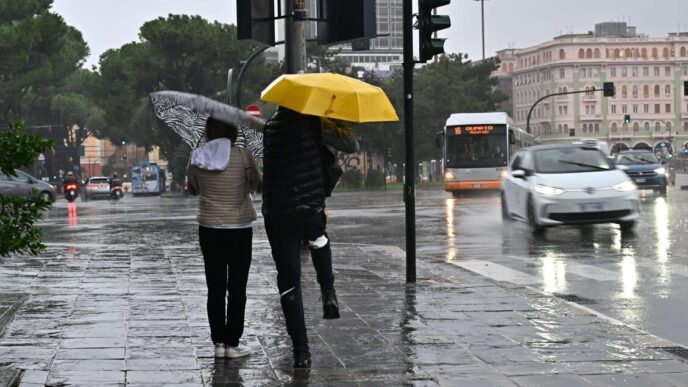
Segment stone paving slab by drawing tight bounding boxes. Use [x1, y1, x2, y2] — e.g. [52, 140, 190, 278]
[2, 231, 688, 385]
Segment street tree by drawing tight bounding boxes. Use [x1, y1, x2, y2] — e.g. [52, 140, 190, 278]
[92, 14, 278, 182]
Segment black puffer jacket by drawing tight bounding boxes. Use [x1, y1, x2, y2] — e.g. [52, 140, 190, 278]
[262, 107, 325, 219]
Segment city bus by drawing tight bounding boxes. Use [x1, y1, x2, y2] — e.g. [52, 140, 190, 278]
[131, 162, 165, 196]
[442, 112, 533, 194]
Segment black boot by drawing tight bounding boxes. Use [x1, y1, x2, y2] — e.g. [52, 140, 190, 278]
[322, 289, 340, 319]
[293, 349, 312, 368]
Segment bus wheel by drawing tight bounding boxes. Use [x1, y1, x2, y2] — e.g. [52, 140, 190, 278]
[501, 192, 511, 221]
[452, 191, 462, 198]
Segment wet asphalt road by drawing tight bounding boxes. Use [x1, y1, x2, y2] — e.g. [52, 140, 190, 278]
[38, 175, 688, 352]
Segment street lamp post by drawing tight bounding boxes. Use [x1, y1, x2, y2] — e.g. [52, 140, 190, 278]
[474, 0, 487, 60]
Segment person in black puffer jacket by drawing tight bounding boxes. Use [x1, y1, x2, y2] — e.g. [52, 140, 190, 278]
[262, 106, 340, 369]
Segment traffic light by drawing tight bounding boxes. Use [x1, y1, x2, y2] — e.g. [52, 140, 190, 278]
[624, 114, 631, 125]
[317, 0, 376, 46]
[236, 0, 275, 46]
[417, 0, 451, 62]
[603, 82, 615, 97]
[684, 81, 688, 97]
[120, 138, 127, 145]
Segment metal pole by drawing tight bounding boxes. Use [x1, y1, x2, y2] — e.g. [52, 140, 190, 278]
[403, 0, 416, 283]
[526, 88, 596, 134]
[227, 69, 234, 105]
[285, 0, 307, 73]
[236, 46, 270, 108]
[481, 0, 485, 60]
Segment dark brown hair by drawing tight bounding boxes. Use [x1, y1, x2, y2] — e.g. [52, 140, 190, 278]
[205, 116, 238, 142]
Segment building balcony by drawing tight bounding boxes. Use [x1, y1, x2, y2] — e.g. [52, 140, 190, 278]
[580, 114, 602, 120]
[608, 131, 634, 140]
[651, 130, 678, 139]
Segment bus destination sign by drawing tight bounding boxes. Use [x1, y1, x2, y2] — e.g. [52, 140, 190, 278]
[449, 124, 506, 136]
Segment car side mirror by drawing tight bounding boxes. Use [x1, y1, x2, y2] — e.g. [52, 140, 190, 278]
[511, 169, 527, 179]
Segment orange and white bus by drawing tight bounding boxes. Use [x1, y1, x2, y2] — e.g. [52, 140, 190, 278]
[442, 112, 533, 194]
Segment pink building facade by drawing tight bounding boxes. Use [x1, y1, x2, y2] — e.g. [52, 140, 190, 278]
[496, 22, 688, 153]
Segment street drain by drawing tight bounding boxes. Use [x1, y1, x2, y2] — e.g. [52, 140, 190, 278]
[553, 293, 597, 305]
[653, 346, 688, 360]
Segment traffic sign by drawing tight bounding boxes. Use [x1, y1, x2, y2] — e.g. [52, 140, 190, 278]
[246, 104, 261, 118]
[37, 153, 45, 161]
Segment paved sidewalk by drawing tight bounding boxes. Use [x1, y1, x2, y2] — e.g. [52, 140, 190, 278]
[2, 236, 688, 386]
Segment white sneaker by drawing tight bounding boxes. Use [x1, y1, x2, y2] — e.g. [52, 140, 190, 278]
[214, 344, 225, 358]
[225, 344, 252, 358]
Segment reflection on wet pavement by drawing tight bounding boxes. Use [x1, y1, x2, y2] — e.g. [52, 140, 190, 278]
[1, 190, 688, 384]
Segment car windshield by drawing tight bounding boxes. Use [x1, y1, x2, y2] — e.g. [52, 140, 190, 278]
[615, 152, 659, 165]
[89, 178, 109, 184]
[533, 147, 613, 174]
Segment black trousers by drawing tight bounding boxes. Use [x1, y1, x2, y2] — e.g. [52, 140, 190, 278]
[265, 211, 334, 350]
[199, 226, 253, 346]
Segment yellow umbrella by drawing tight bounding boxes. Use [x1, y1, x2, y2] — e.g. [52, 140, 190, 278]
[260, 73, 399, 123]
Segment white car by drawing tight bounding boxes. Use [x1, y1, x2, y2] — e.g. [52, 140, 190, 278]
[501, 144, 640, 234]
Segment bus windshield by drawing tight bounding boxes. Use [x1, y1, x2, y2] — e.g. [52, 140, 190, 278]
[445, 124, 508, 168]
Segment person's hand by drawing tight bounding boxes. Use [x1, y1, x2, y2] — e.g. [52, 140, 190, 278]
[324, 208, 329, 224]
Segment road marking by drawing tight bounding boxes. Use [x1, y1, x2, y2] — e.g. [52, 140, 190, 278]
[450, 260, 540, 285]
[505, 255, 618, 282]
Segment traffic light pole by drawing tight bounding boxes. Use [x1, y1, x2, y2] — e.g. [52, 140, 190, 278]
[526, 88, 600, 134]
[285, 0, 307, 73]
[403, 0, 416, 283]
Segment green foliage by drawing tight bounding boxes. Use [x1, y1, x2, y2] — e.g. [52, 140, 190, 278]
[0, 121, 54, 256]
[340, 169, 363, 188]
[365, 169, 385, 188]
[0, 0, 89, 123]
[355, 54, 505, 169]
[92, 14, 280, 165]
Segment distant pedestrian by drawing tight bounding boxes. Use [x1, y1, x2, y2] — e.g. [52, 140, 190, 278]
[186, 116, 262, 359]
[262, 107, 340, 368]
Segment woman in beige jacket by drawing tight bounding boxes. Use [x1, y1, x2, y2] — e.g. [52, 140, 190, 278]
[186, 117, 262, 359]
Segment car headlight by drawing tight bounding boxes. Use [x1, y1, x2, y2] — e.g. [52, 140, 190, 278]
[654, 167, 666, 175]
[612, 181, 637, 192]
[534, 184, 565, 195]
[499, 169, 508, 178]
[445, 172, 455, 181]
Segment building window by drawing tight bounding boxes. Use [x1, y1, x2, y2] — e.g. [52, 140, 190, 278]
[665, 66, 671, 77]
[644, 104, 649, 113]
[652, 47, 659, 58]
[663, 47, 670, 58]
[578, 48, 585, 59]
[594, 48, 600, 59]
[641, 48, 648, 58]
[583, 123, 588, 132]
[621, 86, 628, 98]
[681, 47, 687, 57]
[611, 123, 618, 132]
[666, 104, 671, 113]
[625, 48, 632, 58]
[666, 85, 671, 97]
[559, 69, 565, 78]
[644, 122, 650, 132]
[643, 85, 650, 98]
[633, 122, 639, 132]
[586, 48, 593, 59]
[655, 122, 661, 132]
[611, 104, 617, 114]
[621, 67, 627, 77]
[654, 85, 660, 97]
[610, 67, 616, 77]
[643, 67, 649, 76]
[633, 104, 638, 114]
[580, 68, 586, 78]
[559, 49, 566, 60]
[684, 121, 688, 131]
[654, 66, 660, 76]
[632, 67, 638, 77]
[655, 104, 661, 113]
[622, 105, 628, 114]
[595, 123, 600, 133]
[632, 85, 638, 98]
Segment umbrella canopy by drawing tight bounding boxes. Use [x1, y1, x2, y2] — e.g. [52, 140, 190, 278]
[150, 91, 265, 161]
[260, 73, 399, 123]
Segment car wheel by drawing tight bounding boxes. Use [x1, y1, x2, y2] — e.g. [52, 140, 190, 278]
[39, 191, 52, 202]
[501, 192, 511, 221]
[527, 197, 544, 234]
[619, 221, 636, 233]
[657, 186, 667, 196]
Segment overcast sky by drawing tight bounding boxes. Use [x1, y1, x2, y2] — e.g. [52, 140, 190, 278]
[53, 0, 688, 68]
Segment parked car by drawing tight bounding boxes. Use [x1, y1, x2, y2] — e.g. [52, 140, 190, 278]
[83, 176, 112, 200]
[614, 150, 669, 195]
[501, 144, 640, 234]
[0, 170, 56, 202]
